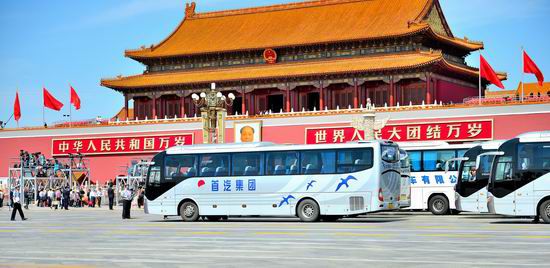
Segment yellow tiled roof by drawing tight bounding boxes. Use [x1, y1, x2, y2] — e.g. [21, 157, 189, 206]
[125, 0, 481, 58]
[102, 51, 479, 89]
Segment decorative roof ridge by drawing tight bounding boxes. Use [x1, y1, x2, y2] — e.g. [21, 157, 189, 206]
[440, 58, 507, 80]
[188, 0, 366, 20]
[103, 51, 443, 84]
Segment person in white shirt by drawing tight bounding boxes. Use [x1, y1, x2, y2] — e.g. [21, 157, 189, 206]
[11, 187, 27, 221]
[121, 186, 133, 219]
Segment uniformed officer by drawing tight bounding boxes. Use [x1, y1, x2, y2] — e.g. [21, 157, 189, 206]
[11, 186, 27, 221]
[121, 186, 133, 219]
[107, 184, 115, 210]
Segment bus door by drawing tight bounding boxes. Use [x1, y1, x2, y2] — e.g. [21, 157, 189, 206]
[513, 143, 548, 215]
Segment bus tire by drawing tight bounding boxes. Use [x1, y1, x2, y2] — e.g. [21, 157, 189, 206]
[322, 216, 340, 222]
[539, 200, 550, 224]
[428, 195, 449, 215]
[206, 216, 222, 221]
[297, 199, 320, 222]
[180, 201, 200, 222]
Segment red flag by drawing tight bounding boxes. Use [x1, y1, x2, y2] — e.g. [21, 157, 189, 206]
[14, 92, 21, 121]
[70, 86, 81, 110]
[523, 51, 544, 86]
[43, 88, 64, 111]
[480, 55, 505, 89]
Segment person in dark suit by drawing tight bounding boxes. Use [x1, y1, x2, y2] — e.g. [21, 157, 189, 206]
[107, 185, 115, 210]
[62, 186, 70, 210]
[10, 186, 27, 221]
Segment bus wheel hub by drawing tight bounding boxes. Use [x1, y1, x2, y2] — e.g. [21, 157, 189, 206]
[184, 205, 195, 217]
[303, 204, 314, 218]
[434, 200, 444, 211]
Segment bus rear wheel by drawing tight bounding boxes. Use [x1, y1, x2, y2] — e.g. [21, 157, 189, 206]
[428, 195, 449, 215]
[180, 201, 199, 222]
[297, 199, 320, 222]
[539, 200, 550, 224]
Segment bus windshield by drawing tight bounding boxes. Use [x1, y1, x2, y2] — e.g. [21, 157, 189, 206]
[381, 145, 399, 163]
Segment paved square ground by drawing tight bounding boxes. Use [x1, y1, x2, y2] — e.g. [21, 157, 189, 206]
[0, 206, 549, 267]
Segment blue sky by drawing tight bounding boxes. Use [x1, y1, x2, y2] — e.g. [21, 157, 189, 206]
[1, 0, 549, 127]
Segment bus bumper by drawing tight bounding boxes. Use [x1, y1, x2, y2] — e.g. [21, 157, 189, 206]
[144, 198, 149, 214]
[487, 196, 495, 214]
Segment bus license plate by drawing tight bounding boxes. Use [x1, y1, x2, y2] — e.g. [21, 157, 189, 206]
[388, 203, 394, 209]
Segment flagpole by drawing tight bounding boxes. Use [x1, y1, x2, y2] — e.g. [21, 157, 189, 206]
[521, 46, 525, 102]
[479, 52, 482, 105]
[69, 83, 72, 127]
[42, 86, 46, 127]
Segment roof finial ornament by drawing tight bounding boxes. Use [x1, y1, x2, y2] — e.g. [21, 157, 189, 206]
[185, 2, 196, 19]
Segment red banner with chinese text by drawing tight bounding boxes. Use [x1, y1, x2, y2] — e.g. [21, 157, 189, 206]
[305, 120, 493, 144]
[52, 134, 194, 156]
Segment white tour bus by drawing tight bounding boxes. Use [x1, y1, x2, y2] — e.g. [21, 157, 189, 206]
[454, 140, 504, 213]
[144, 141, 402, 222]
[488, 131, 550, 223]
[398, 141, 477, 215]
[398, 149, 411, 208]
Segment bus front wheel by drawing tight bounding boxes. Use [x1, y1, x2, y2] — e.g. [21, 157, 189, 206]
[297, 199, 320, 222]
[539, 200, 550, 224]
[428, 195, 449, 215]
[180, 201, 200, 222]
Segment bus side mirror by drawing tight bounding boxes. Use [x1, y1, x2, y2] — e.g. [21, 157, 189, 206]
[445, 157, 469, 173]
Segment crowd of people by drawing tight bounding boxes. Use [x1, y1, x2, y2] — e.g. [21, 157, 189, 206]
[1, 182, 146, 220]
[15, 150, 86, 178]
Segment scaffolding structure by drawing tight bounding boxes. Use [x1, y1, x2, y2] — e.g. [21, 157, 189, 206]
[7, 155, 92, 203]
[115, 159, 150, 205]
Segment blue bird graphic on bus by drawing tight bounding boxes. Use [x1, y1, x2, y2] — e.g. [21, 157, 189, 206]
[306, 180, 316, 191]
[278, 195, 296, 207]
[335, 175, 358, 192]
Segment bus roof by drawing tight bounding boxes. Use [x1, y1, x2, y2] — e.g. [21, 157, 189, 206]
[479, 140, 506, 150]
[397, 141, 479, 150]
[517, 131, 550, 143]
[165, 140, 391, 155]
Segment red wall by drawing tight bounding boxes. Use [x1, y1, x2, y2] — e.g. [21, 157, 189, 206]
[1, 112, 549, 184]
[437, 80, 479, 104]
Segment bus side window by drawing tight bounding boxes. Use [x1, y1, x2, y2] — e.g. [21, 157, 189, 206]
[199, 154, 229, 177]
[164, 155, 197, 181]
[232, 153, 263, 176]
[301, 150, 335, 175]
[408, 151, 421, 172]
[265, 151, 299, 175]
[337, 149, 373, 173]
[423, 150, 455, 171]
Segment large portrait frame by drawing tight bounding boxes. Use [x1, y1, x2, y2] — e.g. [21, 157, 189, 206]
[234, 121, 262, 143]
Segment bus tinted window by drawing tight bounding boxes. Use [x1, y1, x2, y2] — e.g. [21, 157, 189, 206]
[495, 156, 513, 182]
[265, 151, 299, 175]
[337, 149, 373, 173]
[408, 151, 422, 172]
[518, 143, 550, 170]
[301, 150, 336, 174]
[199, 154, 230, 177]
[381, 145, 399, 163]
[148, 166, 161, 186]
[423, 150, 456, 171]
[232, 153, 264, 176]
[165, 155, 198, 180]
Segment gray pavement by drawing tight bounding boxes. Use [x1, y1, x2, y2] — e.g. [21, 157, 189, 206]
[0, 206, 549, 267]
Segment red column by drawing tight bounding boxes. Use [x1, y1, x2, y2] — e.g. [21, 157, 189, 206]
[241, 90, 246, 115]
[319, 82, 324, 110]
[286, 88, 291, 113]
[353, 79, 359, 108]
[426, 74, 432, 105]
[124, 95, 129, 120]
[389, 77, 395, 106]
[152, 96, 157, 119]
[180, 95, 185, 117]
